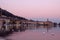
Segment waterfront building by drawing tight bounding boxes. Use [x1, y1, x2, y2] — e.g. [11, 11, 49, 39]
[0, 8, 27, 32]
[36, 19, 54, 28]
[0, 8, 55, 33]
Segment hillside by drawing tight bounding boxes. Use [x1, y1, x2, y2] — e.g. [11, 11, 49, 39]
[0, 8, 27, 20]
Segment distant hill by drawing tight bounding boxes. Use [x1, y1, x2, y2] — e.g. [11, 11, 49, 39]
[0, 8, 27, 20]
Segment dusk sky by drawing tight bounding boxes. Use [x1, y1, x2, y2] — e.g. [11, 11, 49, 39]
[0, 0, 60, 22]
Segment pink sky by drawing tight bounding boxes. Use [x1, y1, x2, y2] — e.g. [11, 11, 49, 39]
[0, 0, 60, 22]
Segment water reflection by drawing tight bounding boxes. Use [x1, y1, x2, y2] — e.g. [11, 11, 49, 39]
[0, 26, 60, 40]
[4, 38, 12, 40]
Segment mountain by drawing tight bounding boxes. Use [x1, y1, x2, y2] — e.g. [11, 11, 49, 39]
[0, 8, 27, 20]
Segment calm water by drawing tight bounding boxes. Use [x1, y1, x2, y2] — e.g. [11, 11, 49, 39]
[0, 26, 60, 40]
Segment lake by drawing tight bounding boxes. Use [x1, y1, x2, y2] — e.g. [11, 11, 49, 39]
[0, 26, 60, 40]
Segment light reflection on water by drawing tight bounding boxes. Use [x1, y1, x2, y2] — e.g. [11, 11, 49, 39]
[0, 26, 60, 40]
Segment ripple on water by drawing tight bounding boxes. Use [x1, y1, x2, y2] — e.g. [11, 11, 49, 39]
[1, 27, 60, 40]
